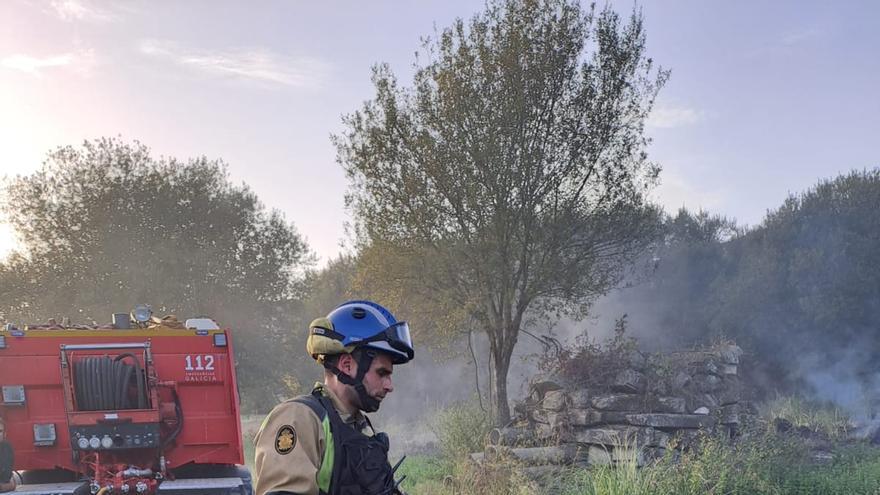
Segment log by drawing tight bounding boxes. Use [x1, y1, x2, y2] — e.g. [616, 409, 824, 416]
[626, 413, 716, 429]
[484, 444, 506, 461]
[488, 427, 534, 446]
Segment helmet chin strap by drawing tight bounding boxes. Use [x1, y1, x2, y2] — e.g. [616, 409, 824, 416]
[325, 349, 381, 413]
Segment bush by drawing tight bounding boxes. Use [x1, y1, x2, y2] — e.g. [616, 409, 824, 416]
[430, 399, 493, 461]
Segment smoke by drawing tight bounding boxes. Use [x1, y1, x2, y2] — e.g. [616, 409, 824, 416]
[326, 172, 880, 448]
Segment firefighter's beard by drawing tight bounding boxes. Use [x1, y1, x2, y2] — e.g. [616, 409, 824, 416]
[353, 382, 381, 413]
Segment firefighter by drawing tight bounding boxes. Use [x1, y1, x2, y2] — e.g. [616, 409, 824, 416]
[0, 417, 15, 493]
[253, 300, 414, 495]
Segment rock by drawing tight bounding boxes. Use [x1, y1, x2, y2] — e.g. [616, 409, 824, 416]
[573, 425, 655, 446]
[702, 359, 719, 375]
[541, 390, 568, 411]
[568, 408, 601, 426]
[717, 378, 743, 405]
[672, 371, 691, 389]
[686, 393, 720, 413]
[626, 413, 716, 429]
[568, 408, 630, 426]
[531, 408, 550, 424]
[719, 364, 738, 375]
[534, 422, 570, 442]
[587, 445, 613, 465]
[720, 404, 743, 425]
[612, 369, 646, 394]
[717, 343, 743, 364]
[693, 406, 710, 415]
[657, 397, 687, 414]
[532, 408, 569, 426]
[721, 414, 741, 425]
[591, 393, 644, 411]
[692, 373, 723, 393]
[649, 378, 671, 396]
[569, 389, 591, 408]
[529, 380, 562, 401]
[488, 427, 534, 447]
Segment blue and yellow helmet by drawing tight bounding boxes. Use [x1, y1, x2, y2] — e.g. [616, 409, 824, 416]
[306, 300, 414, 365]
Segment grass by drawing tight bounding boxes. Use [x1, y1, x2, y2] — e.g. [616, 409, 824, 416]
[398, 437, 880, 495]
[395, 455, 450, 494]
[764, 395, 854, 440]
[240, 397, 880, 495]
[241, 414, 262, 470]
[396, 395, 880, 495]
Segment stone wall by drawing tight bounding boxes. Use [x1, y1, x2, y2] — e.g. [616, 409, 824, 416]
[478, 342, 753, 470]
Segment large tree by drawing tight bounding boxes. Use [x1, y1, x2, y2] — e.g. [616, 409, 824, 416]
[335, 0, 666, 423]
[0, 138, 312, 411]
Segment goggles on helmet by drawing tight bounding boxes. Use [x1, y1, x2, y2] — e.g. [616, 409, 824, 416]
[353, 321, 414, 362]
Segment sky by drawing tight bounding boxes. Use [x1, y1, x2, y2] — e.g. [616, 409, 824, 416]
[1, 0, 878, 264]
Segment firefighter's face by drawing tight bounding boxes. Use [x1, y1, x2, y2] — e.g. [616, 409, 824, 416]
[361, 353, 395, 403]
[338, 352, 395, 407]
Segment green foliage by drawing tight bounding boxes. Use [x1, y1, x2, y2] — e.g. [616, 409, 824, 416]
[430, 399, 493, 461]
[0, 138, 313, 412]
[395, 455, 449, 493]
[713, 170, 880, 399]
[337, 0, 666, 424]
[605, 171, 880, 402]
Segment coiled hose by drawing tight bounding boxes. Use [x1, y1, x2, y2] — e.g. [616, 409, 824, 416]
[74, 355, 147, 411]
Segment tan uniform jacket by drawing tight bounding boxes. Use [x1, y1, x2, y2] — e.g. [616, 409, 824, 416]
[253, 384, 370, 495]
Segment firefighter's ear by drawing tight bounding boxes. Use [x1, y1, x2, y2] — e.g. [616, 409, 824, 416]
[337, 353, 355, 376]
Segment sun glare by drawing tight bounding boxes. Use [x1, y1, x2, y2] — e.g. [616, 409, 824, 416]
[0, 223, 20, 260]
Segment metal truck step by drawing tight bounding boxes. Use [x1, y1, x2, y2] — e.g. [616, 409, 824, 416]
[14, 477, 250, 495]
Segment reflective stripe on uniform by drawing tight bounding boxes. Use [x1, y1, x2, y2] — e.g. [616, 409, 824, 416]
[292, 395, 334, 494]
[317, 415, 333, 493]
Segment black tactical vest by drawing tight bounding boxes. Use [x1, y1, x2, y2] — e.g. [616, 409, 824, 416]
[294, 390, 399, 495]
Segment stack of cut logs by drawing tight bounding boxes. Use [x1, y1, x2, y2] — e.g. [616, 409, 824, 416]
[471, 342, 752, 472]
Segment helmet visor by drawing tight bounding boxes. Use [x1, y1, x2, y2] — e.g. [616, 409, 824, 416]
[363, 321, 414, 362]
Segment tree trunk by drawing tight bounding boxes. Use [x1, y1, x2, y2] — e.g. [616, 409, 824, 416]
[489, 343, 513, 425]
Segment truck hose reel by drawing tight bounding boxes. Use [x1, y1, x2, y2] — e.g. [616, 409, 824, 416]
[74, 355, 147, 411]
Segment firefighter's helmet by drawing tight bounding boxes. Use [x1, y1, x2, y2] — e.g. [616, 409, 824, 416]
[306, 300, 414, 365]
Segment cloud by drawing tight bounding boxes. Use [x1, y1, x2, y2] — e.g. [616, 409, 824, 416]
[651, 169, 726, 215]
[138, 39, 331, 88]
[647, 105, 703, 129]
[2, 53, 74, 73]
[48, 0, 119, 22]
[1, 49, 96, 76]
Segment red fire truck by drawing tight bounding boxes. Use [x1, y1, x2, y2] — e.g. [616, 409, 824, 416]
[0, 307, 252, 494]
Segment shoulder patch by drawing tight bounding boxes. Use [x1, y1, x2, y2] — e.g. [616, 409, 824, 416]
[274, 425, 297, 455]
